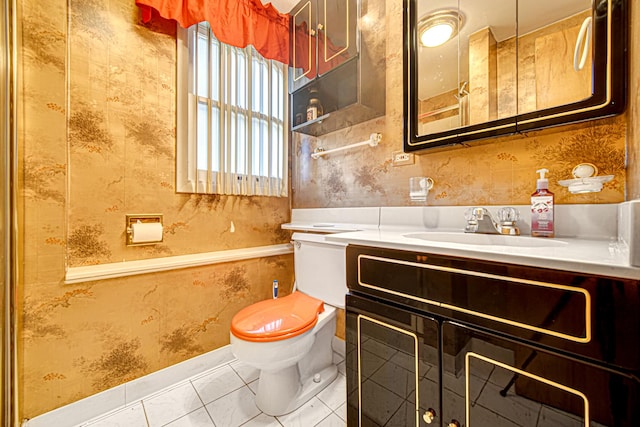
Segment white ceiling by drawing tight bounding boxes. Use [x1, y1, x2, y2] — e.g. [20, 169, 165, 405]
[262, 0, 298, 13]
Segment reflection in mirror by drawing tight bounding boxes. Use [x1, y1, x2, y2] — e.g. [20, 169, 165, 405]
[415, 0, 592, 138]
[517, 1, 593, 114]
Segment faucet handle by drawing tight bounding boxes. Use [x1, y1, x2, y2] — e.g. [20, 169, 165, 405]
[465, 207, 486, 221]
[497, 207, 519, 224]
[464, 208, 485, 233]
[464, 208, 476, 222]
[497, 207, 520, 235]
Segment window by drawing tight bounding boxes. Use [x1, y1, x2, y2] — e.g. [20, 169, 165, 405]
[177, 23, 288, 196]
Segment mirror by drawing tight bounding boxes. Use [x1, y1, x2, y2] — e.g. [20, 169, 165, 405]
[404, 0, 627, 151]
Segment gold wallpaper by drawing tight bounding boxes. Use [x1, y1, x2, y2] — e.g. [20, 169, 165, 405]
[66, 0, 290, 266]
[628, 1, 640, 199]
[15, 0, 640, 421]
[18, 0, 293, 419]
[21, 256, 294, 418]
[293, 115, 627, 208]
[292, 1, 631, 209]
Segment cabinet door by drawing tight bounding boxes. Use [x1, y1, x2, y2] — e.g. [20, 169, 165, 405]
[346, 294, 440, 426]
[442, 321, 640, 427]
[290, 0, 316, 92]
[316, 0, 357, 76]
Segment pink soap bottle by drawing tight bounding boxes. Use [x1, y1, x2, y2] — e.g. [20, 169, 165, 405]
[531, 168, 554, 238]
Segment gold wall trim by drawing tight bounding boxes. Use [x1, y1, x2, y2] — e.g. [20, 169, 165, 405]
[2, 0, 18, 423]
[323, 0, 350, 63]
[357, 254, 592, 343]
[357, 314, 420, 426]
[465, 352, 590, 427]
[408, 122, 516, 146]
[293, 1, 313, 82]
[64, 243, 293, 284]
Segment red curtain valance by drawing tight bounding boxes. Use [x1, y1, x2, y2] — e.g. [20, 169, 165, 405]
[136, 0, 291, 64]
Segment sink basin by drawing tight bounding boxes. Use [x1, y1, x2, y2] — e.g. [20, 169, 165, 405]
[403, 232, 568, 248]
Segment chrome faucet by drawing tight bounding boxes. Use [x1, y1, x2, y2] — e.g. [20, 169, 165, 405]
[464, 207, 520, 235]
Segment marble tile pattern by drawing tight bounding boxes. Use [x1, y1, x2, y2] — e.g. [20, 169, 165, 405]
[292, 1, 630, 209]
[77, 356, 347, 427]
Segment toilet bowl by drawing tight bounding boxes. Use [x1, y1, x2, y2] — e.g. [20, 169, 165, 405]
[229, 232, 347, 416]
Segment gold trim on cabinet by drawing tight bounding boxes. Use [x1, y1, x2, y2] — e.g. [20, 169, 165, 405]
[323, 0, 350, 63]
[357, 254, 592, 343]
[465, 352, 590, 427]
[408, 122, 516, 146]
[357, 315, 420, 426]
[293, 1, 313, 82]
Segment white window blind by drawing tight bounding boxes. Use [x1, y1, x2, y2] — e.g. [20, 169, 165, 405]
[176, 23, 288, 197]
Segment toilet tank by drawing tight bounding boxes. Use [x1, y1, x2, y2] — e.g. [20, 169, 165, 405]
[292, 232, 348, 309]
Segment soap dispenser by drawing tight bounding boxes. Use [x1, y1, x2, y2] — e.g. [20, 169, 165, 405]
[531, 168, 554, 237]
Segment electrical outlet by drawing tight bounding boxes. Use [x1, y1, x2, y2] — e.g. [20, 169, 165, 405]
[392, 151, 415, 166]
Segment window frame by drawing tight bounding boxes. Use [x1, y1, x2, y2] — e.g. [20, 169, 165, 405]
[176, 24, 289, 197]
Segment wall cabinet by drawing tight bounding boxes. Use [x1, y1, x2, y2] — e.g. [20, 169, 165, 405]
[346, 245, 640, 426]
[289, 0, 357, 92]
[403, 0, 628, 151]
[289, 0, 385, 136]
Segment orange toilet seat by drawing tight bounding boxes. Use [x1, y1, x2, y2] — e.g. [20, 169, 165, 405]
[231, 291, 325, 342]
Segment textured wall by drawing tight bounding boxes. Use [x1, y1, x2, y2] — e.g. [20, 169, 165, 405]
[18, 0, 292, 419]
[292, 1, 629, 209]
[627, 1, 640, 199]
[66, 0, 290, 266]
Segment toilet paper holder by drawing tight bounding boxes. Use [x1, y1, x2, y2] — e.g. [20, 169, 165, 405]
[126, 214, 164, 246]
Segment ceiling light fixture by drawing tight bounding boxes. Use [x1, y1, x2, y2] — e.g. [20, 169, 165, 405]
[418, 10, 463, 48]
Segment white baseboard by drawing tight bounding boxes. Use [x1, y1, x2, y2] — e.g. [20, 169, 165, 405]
[23, 346, 235, 427]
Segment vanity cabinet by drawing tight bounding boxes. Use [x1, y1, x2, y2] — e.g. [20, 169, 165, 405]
[403, 0, 628, 151]
[289, 0, 385, 136]
[346, 294, 440, 426]
[345, 245, 640, 426]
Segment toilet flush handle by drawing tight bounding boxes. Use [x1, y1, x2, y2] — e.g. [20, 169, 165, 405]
[291, 241, 302, 249]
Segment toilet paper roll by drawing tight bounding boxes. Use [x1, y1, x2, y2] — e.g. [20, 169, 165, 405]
[131, 221, 163, 243]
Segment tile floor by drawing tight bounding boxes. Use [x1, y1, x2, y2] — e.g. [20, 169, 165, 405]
[79, 353, 347, 427]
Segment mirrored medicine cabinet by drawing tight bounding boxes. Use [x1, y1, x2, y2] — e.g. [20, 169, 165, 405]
[403, 0, 627, 152]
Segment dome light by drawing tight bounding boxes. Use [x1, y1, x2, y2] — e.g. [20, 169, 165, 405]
[418, 10, 463, 48]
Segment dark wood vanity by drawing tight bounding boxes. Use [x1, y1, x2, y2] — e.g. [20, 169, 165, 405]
[345, 244, 640, 426]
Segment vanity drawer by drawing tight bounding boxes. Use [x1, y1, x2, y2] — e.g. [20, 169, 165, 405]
[346, 245, 640, 373]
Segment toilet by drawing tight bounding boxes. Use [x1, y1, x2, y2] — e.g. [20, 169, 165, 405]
[230, 232, 348, 416]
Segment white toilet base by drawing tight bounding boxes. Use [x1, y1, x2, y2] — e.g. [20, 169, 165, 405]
[255, 364, 338, 416]
[230, 300, 338, 417]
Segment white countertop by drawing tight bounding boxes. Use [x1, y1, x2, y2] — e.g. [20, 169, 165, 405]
[281, 223, 365, 233]
[325, 229, 640, 280]
[284, 204, 640, 280]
